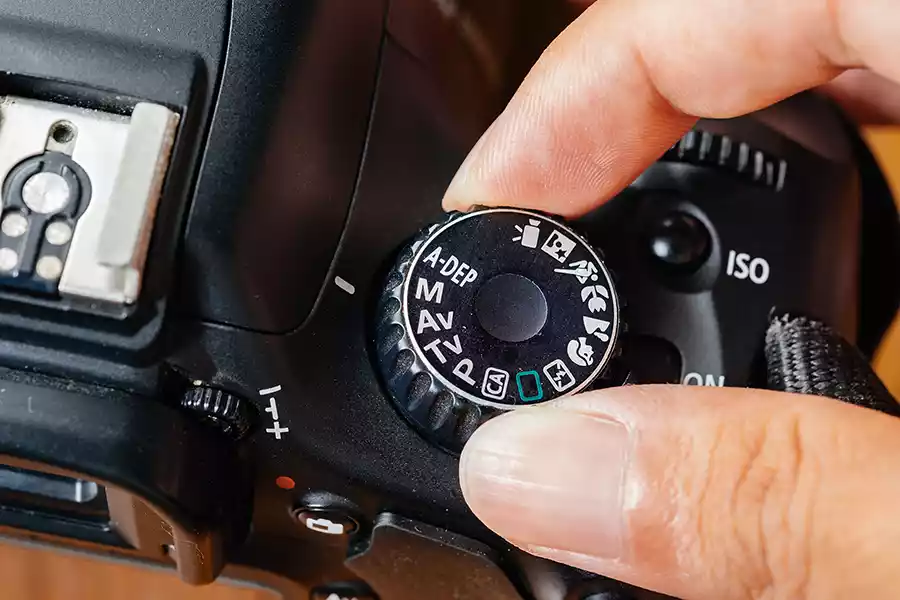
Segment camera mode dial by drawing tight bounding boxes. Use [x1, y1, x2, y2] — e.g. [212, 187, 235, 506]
[375, 207, 622, 452]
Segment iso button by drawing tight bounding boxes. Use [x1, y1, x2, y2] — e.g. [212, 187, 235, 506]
[648, 211, 711, 273]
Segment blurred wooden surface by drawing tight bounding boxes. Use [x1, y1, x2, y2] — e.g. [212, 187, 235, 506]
[867, 127, 900, 395]
[0, 542, 277, 599]
[0, 129, 896, 600]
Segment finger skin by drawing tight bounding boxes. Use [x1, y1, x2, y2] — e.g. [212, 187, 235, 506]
[821, 69, 900, 124]
[443, 0, 900, 217]
[459, 385, 900, 600]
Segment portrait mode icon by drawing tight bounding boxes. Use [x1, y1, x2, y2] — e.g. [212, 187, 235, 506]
[516, 371, 543, 403]
[513, 219, 542, 248]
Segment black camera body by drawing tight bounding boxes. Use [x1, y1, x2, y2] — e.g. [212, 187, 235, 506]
[0, 1, 896, 599]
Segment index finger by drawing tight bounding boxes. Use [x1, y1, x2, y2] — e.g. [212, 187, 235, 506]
[442, 0, 899, 217]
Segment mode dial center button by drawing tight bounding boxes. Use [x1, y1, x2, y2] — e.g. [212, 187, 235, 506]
[475, 273, 548, 343]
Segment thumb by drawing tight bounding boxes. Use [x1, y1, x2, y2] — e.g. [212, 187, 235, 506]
[459, 385, 900, 600]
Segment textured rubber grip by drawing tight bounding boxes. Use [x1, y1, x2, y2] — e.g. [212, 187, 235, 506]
[765, 313, 900, 417]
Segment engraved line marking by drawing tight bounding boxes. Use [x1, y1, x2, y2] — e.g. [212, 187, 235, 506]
[334, 276, 355, 295]
[258, 385, 282, 396]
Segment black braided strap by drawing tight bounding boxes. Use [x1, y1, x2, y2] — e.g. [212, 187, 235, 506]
[765, 313, 900, 417]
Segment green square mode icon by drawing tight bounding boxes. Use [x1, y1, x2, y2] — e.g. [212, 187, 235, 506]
[516, 371, 544, 403]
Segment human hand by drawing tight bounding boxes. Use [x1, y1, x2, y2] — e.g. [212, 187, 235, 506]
[443, 1, 900, 599]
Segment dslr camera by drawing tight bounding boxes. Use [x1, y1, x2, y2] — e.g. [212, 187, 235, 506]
[0, 1, 896, 599]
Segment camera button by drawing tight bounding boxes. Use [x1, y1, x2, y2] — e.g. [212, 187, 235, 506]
[581, 592, 635, 600]
[310, 586, 377, 600]
[648, 211, 711, 272]
[292, 507, 359, 536]
[474, 273, 548, 343]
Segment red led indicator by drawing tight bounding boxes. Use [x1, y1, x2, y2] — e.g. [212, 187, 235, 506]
[275, 476, 296, 490]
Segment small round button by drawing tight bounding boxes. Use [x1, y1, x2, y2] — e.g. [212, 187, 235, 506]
[475, 273, 548, 343]
[292, 507, 359, 536]
[648, 211, 710, 272]
[311, 585, 377, 600]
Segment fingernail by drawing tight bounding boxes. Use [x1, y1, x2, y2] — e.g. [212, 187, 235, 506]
[460, 408, 631, 560]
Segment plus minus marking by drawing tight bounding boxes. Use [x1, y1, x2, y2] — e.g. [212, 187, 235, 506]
[259, 385, 288, 440]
